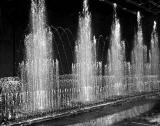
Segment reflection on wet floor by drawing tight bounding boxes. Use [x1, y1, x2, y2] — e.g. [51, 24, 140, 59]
[26, 97, 160, 126]
[113, 101, 160, 126]
[114, 117, 158, 126]
[68, 103, 154, 126]
[31, 98, 158, 126]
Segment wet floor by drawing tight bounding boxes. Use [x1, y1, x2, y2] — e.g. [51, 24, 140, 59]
[1, 94, 159, 126]
[30, 98, 159, 126]
[113, 100, 160, 126]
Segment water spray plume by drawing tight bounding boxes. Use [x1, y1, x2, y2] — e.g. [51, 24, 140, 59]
[153, 21, 156, 31]
[137, 11, 141, 25]
[113, 3, 117, 8]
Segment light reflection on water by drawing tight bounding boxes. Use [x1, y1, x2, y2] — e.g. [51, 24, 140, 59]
[69, 103, 154, 126]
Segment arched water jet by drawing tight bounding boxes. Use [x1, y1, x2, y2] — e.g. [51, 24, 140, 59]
[58, 27, 73, 73]
[54, 27, 70, 74]
[64, 28, 75, 61]
[98, 35, 107, 71]
[51, 26, 68, 74]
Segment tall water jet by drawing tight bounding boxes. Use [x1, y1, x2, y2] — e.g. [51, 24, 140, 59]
[150, 21, 159, 76]
[74, 0, 96, 102]
[149, 21, 160, 90]
[21, 0, 56, 111]
[131, 12, 144, 92]
[108, 3, 125, 96]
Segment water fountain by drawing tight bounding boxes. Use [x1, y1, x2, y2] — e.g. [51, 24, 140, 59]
[131, 11, 145, 92]
[73, 0, 97, 103]
[0, 0, 160, 125]
[107, 3, 125, 96]
[150, 21, 159, 75]
[20, 0, 59, 113]
[149, 21, 160, 90]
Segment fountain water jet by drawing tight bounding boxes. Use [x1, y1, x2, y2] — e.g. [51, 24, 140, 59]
[131, 11, 145, 92]
[150, 21, 160, 76]
[148, 21, 160, 90]
[21, 0, 57, 112]
[73, 0, 97, 103]
[107, 3, 125, 96]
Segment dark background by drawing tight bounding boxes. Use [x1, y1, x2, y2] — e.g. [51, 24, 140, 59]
[0, 0, 158, 76]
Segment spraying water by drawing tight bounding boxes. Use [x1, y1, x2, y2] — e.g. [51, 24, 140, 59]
[108, 3, 125, 96]
[74, 0, 97, 102]
[21, 0, 56, 111]
[1, 0, 160, 123]
[150, 21, 159, 76]
[131, 11, 144, 92]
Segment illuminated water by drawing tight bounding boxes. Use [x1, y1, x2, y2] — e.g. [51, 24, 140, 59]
[150, 21, 160, 77]
[73, 0, 97, 102]
[131, 12, 145, 92]
[107, 4, 125, 96]
[1, 1, 160, 125]
[20, 0, 58, 112]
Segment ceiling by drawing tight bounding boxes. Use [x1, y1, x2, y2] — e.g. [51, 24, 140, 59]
[101, 0, 160, 15]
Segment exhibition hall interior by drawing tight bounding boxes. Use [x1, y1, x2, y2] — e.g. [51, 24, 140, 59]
[1, 0, 160, 125]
